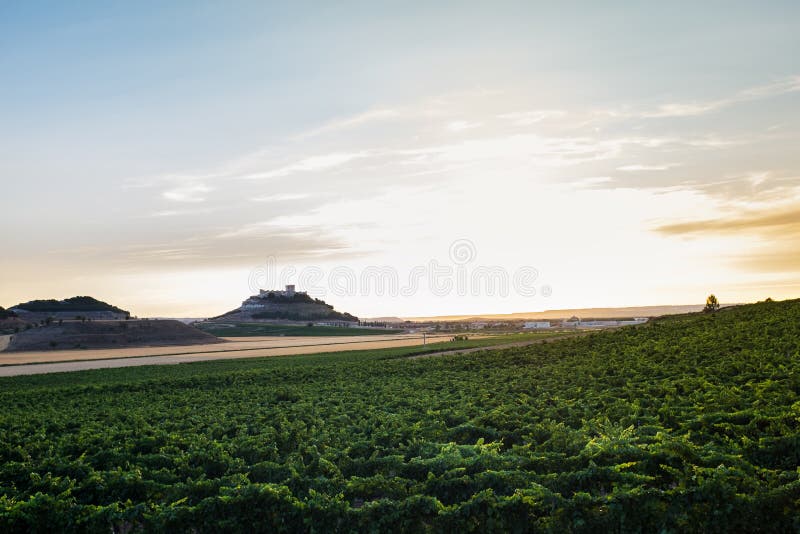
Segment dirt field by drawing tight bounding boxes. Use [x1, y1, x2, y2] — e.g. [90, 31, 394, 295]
[3, 319, 219, 352]
[0, 333, 463, 376]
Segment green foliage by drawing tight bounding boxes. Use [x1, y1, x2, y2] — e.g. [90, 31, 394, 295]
[703, 294, 720, 313]
[12, 296, 127, 314]
[250, 310, 358, 322]
[247, 292, 359, 322]
[1, 300, 799, 531]
[197, 322, 403, 337]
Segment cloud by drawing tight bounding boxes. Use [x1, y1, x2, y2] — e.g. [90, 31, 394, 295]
[736, 249, 800, 273]
[398, 134, 624, 169]
[251, 193, 311, 202]
[496, 110, 566, 125]
[446, 120, 482, 132]
[106, 226, 349, 271]
[395, 133, 734, 172]
[617, 164, 678, 171]
[654, 201, 800, 275]
[705, 171, 792, 201]
[141, 207, 218, 218]
[113, 83, 798, 284]
[162, 184, 212, 202]
[655, 204, 800, 238]
[642, 75, 800, 118]
[569, 176, 615, 189]
[242, 152, 368, 180]
[296, 108, 401, 139]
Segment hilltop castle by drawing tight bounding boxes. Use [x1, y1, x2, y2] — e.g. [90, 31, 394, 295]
[257, 285, 305, 298]
[227, 285, 357, 323]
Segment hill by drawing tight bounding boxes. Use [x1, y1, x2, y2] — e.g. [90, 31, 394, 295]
[0, 307, 25, 335]
[0, 299, 798, 531]
[10, 296, 130, 321]
[217, 287, 358, 323]
[12, 296, 128, 314]
[3, 319, 222, 352]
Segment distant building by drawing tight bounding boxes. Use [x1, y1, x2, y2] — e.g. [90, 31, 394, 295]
[523, 321, 551, 329]
[618, 317, 648, 326]
[258, 284, 304, 298]
[315, 321, 352, 328]
[562, 317, 648, 328]
[240, 285, 309, 311]
[579, 320, 617, 327]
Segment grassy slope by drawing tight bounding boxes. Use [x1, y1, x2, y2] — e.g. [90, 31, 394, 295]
[0, 301, 798, 532]
[5, 320, 220, 352]
[196, 322, 403, 337]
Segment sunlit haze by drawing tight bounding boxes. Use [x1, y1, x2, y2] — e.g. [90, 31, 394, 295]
[2, 2, 799, 317]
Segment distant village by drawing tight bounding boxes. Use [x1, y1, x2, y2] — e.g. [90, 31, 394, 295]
[232, 286, 651, 332]
[377, 316, 649, 333]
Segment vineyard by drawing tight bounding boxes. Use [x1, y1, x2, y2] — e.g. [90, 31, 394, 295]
[1, 299, 798, 532]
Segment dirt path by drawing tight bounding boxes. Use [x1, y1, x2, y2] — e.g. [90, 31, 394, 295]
[0, 333, 461, 366]
[0, 334, 473, 377]
[0, 331, 595, 378]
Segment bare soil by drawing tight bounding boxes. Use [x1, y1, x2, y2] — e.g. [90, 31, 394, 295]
[0, 333, 465, 376]
[4, 319, 220, 352]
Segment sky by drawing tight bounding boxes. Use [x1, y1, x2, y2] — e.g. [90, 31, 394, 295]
[1, 1, 799, 318]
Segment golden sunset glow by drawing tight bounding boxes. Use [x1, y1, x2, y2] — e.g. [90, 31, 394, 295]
[2, 3, 799, 318]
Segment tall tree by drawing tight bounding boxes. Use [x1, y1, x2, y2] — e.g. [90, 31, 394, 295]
[704, 294, 720, 313]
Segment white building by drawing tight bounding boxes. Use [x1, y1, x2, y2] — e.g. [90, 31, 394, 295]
[240, 285, 309, 310]
[618, 317, 648, 326]
[579, 320, 619, 327]
[561, 317, 648, 328]
[258, 284, 305, 298]
[523, 321, 551, 329]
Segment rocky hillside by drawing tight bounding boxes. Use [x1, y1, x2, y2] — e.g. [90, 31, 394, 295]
[220, 291, 358, 322]
[3, 320, 222, 352]
[0, 308, 25, 336]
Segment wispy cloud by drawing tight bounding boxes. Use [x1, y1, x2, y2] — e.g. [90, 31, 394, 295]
[162, 184, 213, 202]
[617, 164, 679, 171]
[296, 108, 401, 139]
[112, 80, 799, 282]
[673, 172, 800, 206]
[141, 207, 218, 218]
[654, 199, 800, 275]
[242, 152, 368, 180]
[251, 193, 311, 202]
[642, 75, 800, 118]
[496, 110, 566, 126]
[570, 176, 615, 188]
[655, 204, 800, 237]
[398, 134, 623, 168]
[446, 120, 482, 132]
